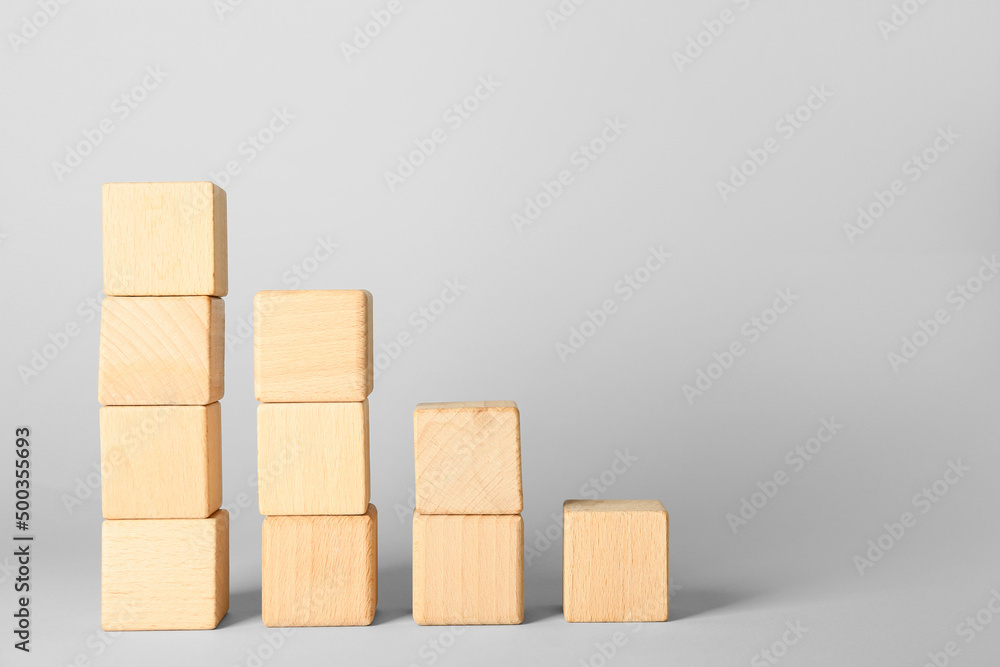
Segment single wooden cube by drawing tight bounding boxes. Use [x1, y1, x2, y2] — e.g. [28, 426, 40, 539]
[102, 181, 227, 296]
[101, 403, 222, 519]
[101, 510, 229, 630]
[257, 401, 369, 515]
[412, 513, 524, 625]
[413, 401, 522, 514]
[563, 500, 669, 623]
[261, 506, 378, 627]
[98, 296, 224, 405]
[254, 290, 373, 402]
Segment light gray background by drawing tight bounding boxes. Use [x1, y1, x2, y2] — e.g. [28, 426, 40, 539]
[2, 1, 999, 665]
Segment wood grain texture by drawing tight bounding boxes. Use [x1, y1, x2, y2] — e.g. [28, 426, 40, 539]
[100, 403, 222, 519]
[413, 401, 522, 514]
[412, 513, 524, 625]
[562, 499, 669, 623]
[102, 182, 227, 296]
[101, 510, 229, 630]
[261, 506, 378, 627]
[98, 296, 224, 405]
[254, 290, 373, 402]
[257, 401, 369, 515]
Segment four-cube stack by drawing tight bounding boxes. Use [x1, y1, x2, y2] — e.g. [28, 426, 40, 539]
[412, 401, 524, 625]
[255, 290, 377, 626]
[99, 182, 229, 631]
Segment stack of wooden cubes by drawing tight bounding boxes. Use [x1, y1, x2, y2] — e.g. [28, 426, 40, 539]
[98, 182, 229, 631]
[412, 401, 524, 625]
[254, 290, 377, 627]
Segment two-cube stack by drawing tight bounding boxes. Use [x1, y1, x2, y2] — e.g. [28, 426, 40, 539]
[98, 182, 229, 631]
[254, 290, 377, 626]
[412, 401, 524, 625]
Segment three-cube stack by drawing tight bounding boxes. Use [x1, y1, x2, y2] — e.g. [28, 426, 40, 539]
[254, 290, 377, 626]
[412, 401, 524, 625]
[99, 182, 229, 631]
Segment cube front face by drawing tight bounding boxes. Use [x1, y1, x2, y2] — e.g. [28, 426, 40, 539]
[98, 296, 225, 405]
[254, 290, 373, 402]
[257, 401, 370, 515]
[102, 182, 227, 297]
[563, 500, 669, 623]
[414, 401, 522, 514]
[412, 513, 524, 625]
[101, 510, 229, 630]
[261, 507, 378, 627]
[100, 404, 222, 519]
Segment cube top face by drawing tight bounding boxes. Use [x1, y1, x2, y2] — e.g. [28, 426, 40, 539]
[262, 506, 378, 627]
[101, 510, 229, 630]
[413, 401, 522, 514]
[101, 403, 222, 519]
[102, 182, 227, 296]
[412, 513, 524, 625]
[98, 296, 225, 405]
[257, 401, 370, 515]
[254, 290, 373, 402]
[563, 500, 669, 623]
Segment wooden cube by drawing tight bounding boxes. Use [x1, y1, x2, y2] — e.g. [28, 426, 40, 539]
[98, 296, 224, 405]
[257, 401, 369, 515]
[413, 401, 522, 514]
[101, 403, 222, 519]
[261, 506, 378, 627]
[101, 510, 229, 630]
[412, 513, 524, 625]
[102, 182, 227, 296]
[254, 290, 373, 402]
[563, 500, 669, 623]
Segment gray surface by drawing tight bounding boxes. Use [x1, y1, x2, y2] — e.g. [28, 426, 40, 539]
[2, 1, 999, 664]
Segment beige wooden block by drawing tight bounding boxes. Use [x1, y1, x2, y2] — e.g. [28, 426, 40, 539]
[254, 290, 373, 402]
[257, 401, 369, 515]
[98, 296, 224, 405]
[101, 510, 229, 630]
[413, 401, 522, 514]
[100, 404, 222, 519]
[262, 506, 378, 627]
[563, 499, 669, 623]
[102, 181, 227, 296]
[412, 513, 524, 625]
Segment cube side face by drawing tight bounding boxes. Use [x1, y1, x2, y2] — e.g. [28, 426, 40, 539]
[413, 404, 522, 514]
[101, 510, 229, 630]
[262, 507, 378, 627]
[412, 513, 524, 625]
[254, 290, 372, 402]
[98, 296, 225, 405]
[100, 403, 222, 519]
[563, 506, 668, 622]
[102, 182, 227, 297]
[257, 402, 370, 515]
